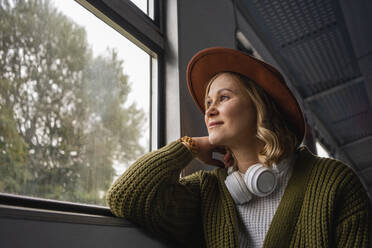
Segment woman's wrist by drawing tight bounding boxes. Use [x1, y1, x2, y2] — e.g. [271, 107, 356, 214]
[179, 136, 199, 157]
[178, 136, 226, 168]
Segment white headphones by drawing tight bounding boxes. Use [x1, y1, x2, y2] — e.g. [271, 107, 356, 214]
[224, 163, 278, 205]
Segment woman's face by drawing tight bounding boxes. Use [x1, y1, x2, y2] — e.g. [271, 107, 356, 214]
[204, 73, 258, 147]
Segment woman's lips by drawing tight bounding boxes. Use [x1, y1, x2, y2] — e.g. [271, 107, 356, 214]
[209, 121, 223, 128]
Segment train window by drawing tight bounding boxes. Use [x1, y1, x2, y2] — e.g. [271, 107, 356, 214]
[0, 0, 155, 206]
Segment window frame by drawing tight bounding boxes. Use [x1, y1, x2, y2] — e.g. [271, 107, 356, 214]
[0, 0, 165, 221]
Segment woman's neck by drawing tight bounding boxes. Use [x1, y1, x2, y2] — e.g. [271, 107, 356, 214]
[229, 140, 264, 173]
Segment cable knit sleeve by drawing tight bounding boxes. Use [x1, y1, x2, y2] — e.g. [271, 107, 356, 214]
[106, 141, 203, 245]
[335, 164, 371, 247]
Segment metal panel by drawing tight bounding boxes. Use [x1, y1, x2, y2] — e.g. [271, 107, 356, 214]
[309, 82, 369, 124]
[283, 28, 360, 97]
[332, 110, 372, 145]
[252, 0, 336, 48]
[310, 83, 372, 144]
[344, 137, 372, 171]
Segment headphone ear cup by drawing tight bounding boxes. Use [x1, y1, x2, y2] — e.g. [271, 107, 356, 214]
[225, 171, 253, 205]
[244, 164, 277, 197]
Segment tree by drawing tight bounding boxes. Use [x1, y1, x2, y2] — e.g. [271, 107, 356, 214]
[0, 0, 147, 205]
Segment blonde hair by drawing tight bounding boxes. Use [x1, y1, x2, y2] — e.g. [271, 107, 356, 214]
[205, 72, 298, 166]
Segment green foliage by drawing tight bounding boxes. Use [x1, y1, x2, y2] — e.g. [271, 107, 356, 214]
[0, 0, 147, 205]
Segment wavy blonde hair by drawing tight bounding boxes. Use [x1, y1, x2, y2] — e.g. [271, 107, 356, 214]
[205, 72, 298, 166]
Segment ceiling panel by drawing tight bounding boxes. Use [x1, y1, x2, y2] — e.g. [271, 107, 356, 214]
[252, 0, 336, 48]
[282, 28, 360, 97]
[332, 110, 372, 145]
[309, 81, 369, 126]
[344, 138, 372, 171]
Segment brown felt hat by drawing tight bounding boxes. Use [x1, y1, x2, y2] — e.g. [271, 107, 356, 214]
[186, 47, 305, 142]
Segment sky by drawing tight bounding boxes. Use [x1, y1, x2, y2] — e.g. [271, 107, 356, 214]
[53, 0, 150, 149]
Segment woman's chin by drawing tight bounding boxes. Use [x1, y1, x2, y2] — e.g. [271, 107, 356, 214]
[208, 134, 224, 146]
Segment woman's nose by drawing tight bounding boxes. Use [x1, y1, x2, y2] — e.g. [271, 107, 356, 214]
[206, 105, 218, 117]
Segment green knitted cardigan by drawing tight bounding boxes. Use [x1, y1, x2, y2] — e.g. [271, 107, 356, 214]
[106, 141, 371, 247]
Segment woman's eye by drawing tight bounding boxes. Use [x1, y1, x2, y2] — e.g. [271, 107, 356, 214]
[206, 100, 212, 107]
[220, 95, 229, 101]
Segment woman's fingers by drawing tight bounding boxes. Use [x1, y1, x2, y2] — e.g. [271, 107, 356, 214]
[223, 150, 233, 166]
[223, 151, 231, 161]
[192, 137, 233, 169]
[224, 158, 233, 168]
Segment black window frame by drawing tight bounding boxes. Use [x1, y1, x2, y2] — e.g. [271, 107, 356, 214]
[0, 0, 165, 223]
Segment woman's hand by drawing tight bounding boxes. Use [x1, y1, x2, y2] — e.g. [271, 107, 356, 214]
[187, 136, 232, 169]
[191, 136, 224, 168]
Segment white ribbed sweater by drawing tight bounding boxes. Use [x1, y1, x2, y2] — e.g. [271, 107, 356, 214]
[236, 158, 294, 248]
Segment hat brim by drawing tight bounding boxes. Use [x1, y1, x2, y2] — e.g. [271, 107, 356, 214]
[186, 47, 305, 142]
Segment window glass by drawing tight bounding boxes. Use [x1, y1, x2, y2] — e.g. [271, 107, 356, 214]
[316, 141, 331, 158]
[0, 0, 152, 206]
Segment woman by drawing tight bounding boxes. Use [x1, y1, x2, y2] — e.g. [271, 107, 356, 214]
[106, 47, 371, 247]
